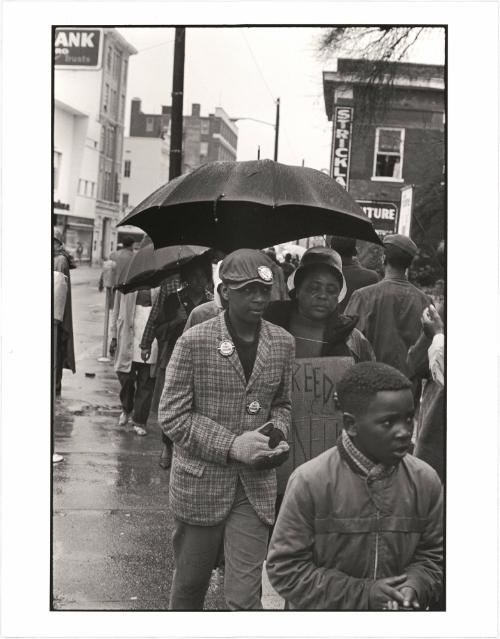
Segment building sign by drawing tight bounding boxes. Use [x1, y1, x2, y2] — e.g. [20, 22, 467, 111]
[357, 200, 399, 236]
[398, 185, 414, 236]
[276, 356, 354, 493]
[54, 28, 102, 68]
[330, 107, 353, 189]
[53, 200, 70, 211]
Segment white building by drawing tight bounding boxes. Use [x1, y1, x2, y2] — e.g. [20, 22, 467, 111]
[53, 27, 137, 263]
[120, 131, 170, 239]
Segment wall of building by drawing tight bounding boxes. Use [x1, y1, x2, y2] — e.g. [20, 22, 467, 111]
[122, 136, 170, 210]
[53, 106, 77, 208]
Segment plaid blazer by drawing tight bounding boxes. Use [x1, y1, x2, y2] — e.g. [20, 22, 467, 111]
[159, 311, 295, 526]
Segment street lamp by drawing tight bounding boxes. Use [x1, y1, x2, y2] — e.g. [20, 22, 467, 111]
[231, 97, 280, 161]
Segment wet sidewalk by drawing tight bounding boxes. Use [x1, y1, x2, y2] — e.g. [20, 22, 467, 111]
[52, 267, 282, 610]
[53, 268, 225, 610]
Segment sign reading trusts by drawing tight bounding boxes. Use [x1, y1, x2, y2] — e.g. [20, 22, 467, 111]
[54, 28, 102, 68]
[276, 356, 354, 493]
[357, 200, 399, 236]
[331, 107, 353, 189]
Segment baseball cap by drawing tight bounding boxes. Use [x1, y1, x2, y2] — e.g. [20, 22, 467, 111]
[288, 246, 347, 302]
[383, 234, 418, 259]
[219, 249, 274, 289]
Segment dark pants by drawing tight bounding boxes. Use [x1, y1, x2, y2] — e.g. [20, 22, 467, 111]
[152, 366, 172, 448]
[169, 481, 269, 610]
[116, 361, 155, 425]
[54, 323, 64, 395]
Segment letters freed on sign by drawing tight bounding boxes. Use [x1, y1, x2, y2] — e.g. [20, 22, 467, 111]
[54, 28, 102, 68]
[331, 107, 353, 189]
[276, 357, 354, 493]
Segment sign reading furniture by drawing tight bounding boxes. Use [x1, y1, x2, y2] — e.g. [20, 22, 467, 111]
[54, 28, 102, 68]
[357, 200, 399, 236]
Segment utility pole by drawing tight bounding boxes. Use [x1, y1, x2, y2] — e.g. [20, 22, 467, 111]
[273, 97, 280, 162]
[257, 145, 261, 160]
[169, 27, 185, 180]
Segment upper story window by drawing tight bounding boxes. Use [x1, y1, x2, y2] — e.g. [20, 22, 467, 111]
[103, 83, 110, 113]
[372, 127, 405, 181]
[201, 120, 210, 135]
[146, 117, 154, 133]
[124, 160, 131, 177]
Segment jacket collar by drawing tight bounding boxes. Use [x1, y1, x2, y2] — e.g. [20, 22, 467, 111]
[265, 301, 359, 354]
[216, 311, 270, 390]
[338, 430, 394, 481]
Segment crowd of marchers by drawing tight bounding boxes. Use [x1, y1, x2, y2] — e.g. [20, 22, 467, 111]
[53, 228, 445, 611]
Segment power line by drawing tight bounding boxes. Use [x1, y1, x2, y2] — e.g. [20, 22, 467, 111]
[240, 29, 275, 103]
[136, 39, 175, 53]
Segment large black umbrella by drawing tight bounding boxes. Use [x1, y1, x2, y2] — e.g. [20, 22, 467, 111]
[118, 160, 381, 250]
[115, 238, 210, 294]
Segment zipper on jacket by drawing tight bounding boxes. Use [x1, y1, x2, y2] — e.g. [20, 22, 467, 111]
[373, 511, 380, 579]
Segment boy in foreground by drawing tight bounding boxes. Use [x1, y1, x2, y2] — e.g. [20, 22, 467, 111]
[266, 361, 443, 610]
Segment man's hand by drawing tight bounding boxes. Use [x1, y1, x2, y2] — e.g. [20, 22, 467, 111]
[368, 575, 407, 610]
[229, 430, 277, 465]
[422, 305, 444, 339]
[141, 347, 151, 362]
[109, 338, 117, 357]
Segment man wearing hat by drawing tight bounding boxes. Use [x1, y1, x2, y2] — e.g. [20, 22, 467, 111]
[345, 234, 431, 376]
[159, 249, 294, 610]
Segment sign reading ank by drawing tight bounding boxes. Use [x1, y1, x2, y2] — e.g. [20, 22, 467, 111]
[54, 28, 102, 68]
[276, 356, 354, 493]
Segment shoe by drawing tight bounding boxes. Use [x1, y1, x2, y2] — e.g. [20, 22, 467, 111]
[118, 411, 130, 426]
[133, 424, 147, 436]
[52, 453, 64, 463]
[159, 444, 172, 469]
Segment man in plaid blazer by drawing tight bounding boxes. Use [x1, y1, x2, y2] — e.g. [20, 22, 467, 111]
[159, 249, 295, 610]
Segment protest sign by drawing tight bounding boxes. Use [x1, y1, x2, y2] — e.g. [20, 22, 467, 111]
[277, 356, 354, 493]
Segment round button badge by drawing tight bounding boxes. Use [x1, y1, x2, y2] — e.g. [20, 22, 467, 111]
[257, 265, 273, 282]
[218, 340, 235, 357]
[247, 400, 261, 415]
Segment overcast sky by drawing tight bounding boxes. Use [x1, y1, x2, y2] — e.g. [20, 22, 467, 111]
[118, 27, 445, 171]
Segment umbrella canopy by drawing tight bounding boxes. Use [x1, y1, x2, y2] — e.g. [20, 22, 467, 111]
[118, 160, 382, 251]
[115, 241, 210, 294]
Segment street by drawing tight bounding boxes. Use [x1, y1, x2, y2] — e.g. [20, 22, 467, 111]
[52, 266, 228, 610]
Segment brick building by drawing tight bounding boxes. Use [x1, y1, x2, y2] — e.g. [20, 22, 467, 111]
[323, 58, 445, 247]
[129, 99, 238, 173]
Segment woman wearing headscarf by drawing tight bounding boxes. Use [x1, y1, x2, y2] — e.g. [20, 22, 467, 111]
[264, 246, 375, 522]
[264, 246, 375, 362]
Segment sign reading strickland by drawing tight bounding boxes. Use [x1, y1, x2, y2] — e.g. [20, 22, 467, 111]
[357, 200, 399, 236]
[54, 28, 102, 68]
[331, 107, 353, 189]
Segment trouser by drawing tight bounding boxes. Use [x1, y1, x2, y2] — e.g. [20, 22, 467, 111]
[116, 361, 155, 425]
[151, 366, 173, 449]
[54, 322, 64, 395]
[169, 481, 269, 610]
